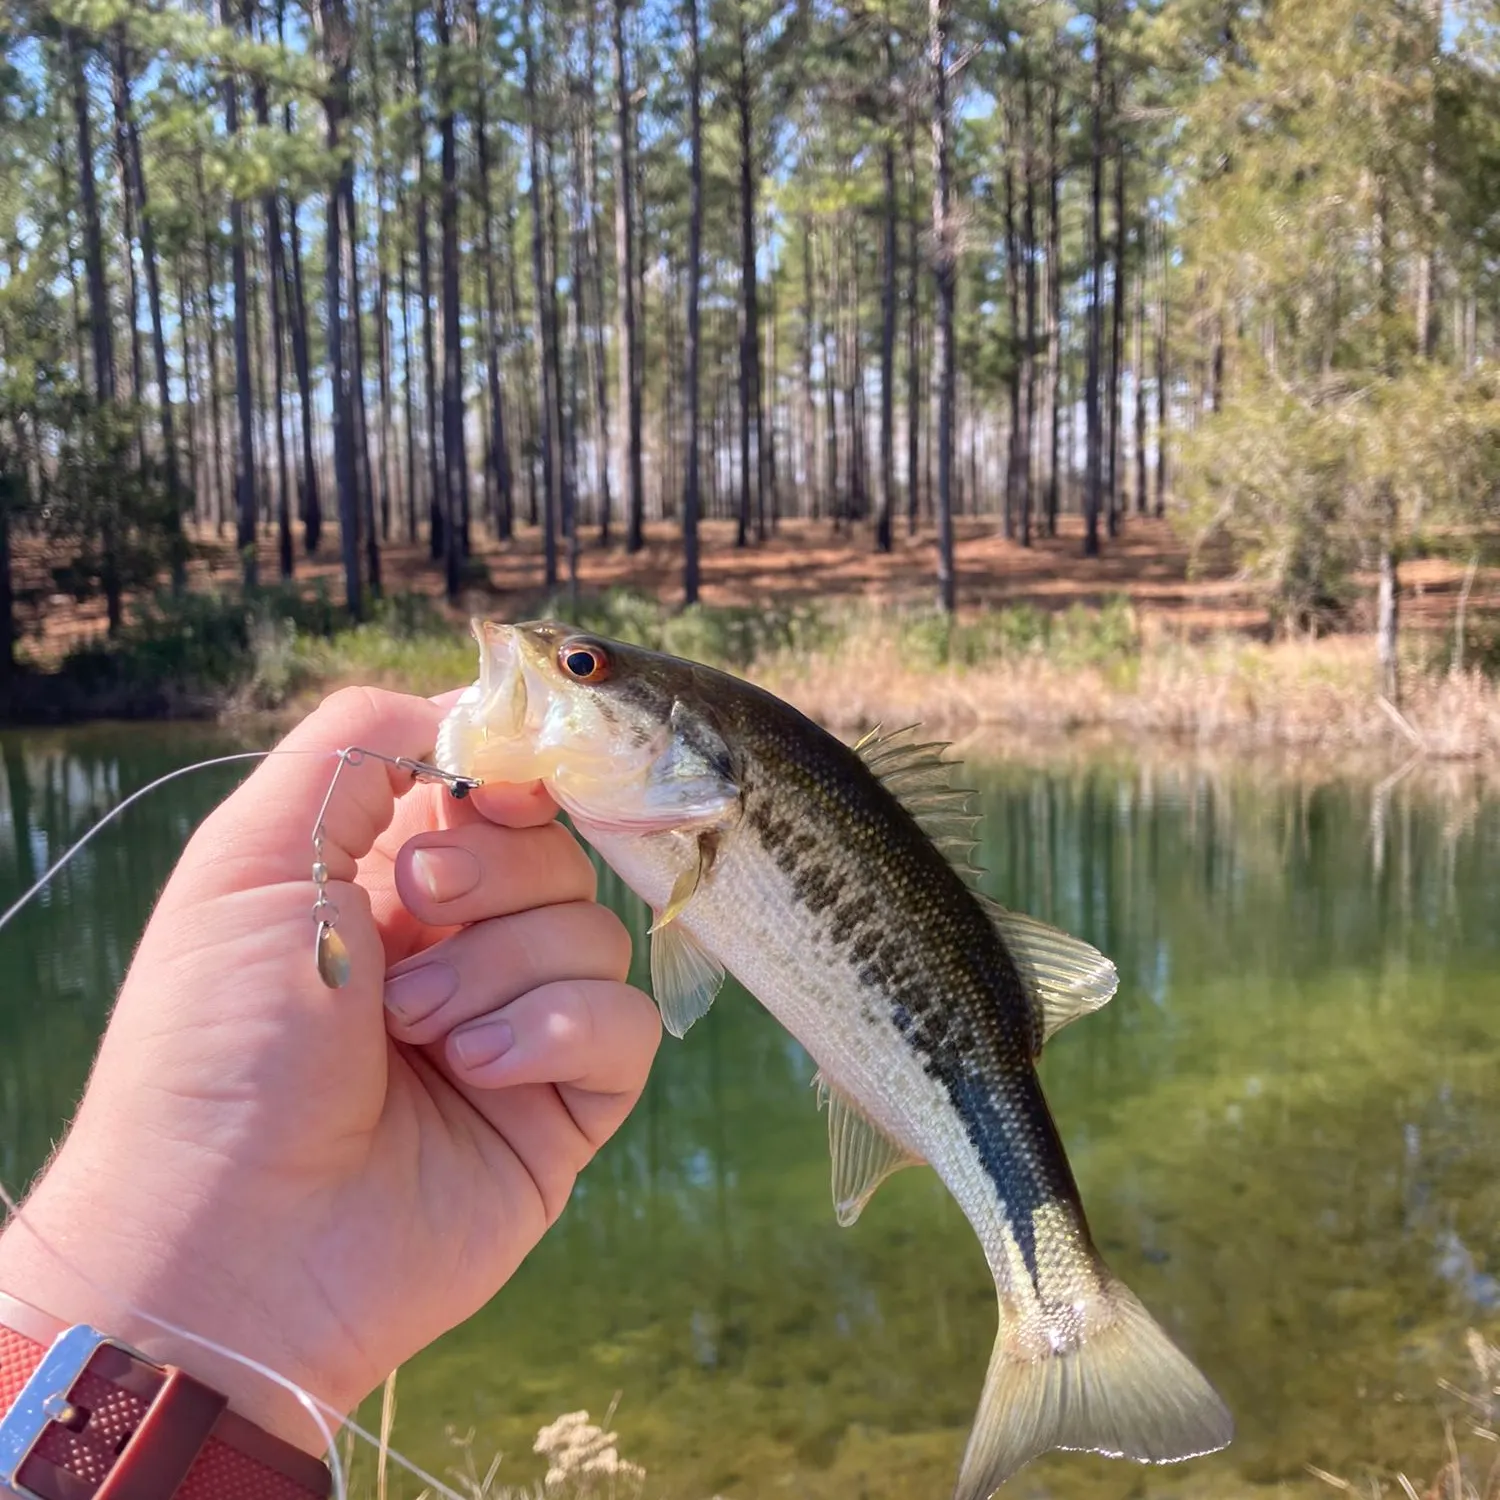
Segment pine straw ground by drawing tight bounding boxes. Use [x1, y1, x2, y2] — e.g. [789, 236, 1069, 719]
[16, 515, 1500, 758]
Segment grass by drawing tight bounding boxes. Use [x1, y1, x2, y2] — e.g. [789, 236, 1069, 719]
[14, 582, 1500, 758]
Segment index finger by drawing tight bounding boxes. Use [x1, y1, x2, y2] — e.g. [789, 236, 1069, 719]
[470, 780, 560, 829]
[185, 686, 449, 896]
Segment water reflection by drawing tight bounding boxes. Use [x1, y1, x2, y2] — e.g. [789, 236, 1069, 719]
[1, 734, 1496, 1500]
[0, 726, 252, 1192]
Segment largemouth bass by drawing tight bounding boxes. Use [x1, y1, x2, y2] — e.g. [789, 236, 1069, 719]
[435, 620, 1232, 1499]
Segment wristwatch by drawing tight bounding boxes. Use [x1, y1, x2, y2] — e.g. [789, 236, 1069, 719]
[0, 1293, 332, 1499]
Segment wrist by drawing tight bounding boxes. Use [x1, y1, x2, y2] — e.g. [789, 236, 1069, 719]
[0, 1169, 345, 1460]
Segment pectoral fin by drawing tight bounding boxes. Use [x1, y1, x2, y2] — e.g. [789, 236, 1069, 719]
[815, 1072, 922, 1227]
[649, 832, 719, 934]
[649, 919, 725, 1039]
[979, 896, 1119, 1048]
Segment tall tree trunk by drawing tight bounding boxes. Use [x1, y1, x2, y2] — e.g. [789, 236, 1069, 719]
[1154, 220, 1168, 517]
[344, 154, 381, 595]
[930, 0, 956, 611]
[276, 0, 320, 552]
[683, 0, 704, 602]
[821, 229, 840, 526]
[583, 1, 613, 545]
[523, 0, 558, 586]
[905, 111, 921, 536]
[612, 0, 645, 552]
[1133, 242, 1147, 515]
[470, 0, 513, 541]
[411, 3, 445, 558]
[1105, 101, 1126, 537]
[366, 16, 394, 545]
[245, 10, 293, 578]
[845, 222, 867, 522]
[110, 65, 144, 444]
[764, 228, 780, 527]
[544, 86, 574, 577]
[1046, 74, 1062, 538]
[284, 197, 323, 552]
[176, 270, 200, 515]
[1082, 14, 1105, 559]
[114, 35, 187, 587]
[1020, 57, 1037, 549]
[68, 29, 114, 412]
[398, 205, 419, 541]
[801, 214, 819, 521]
[503, 183, 538, 528]
[733, 5, 761, 546]
[436, 0, 465, 599]
[1002, 135, 1020, 540]
[219, 3, 258, 587]
[320, 0, 362, 618]
[49, 74, 89, 395]
[193, 157, 227, 535]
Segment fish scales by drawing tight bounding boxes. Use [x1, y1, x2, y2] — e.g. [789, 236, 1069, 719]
[436, 622, 1234, 1500]
[695, 682, 1092, 1298]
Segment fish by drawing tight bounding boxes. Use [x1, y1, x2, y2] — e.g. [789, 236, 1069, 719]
[434, 619, 1233, 1500]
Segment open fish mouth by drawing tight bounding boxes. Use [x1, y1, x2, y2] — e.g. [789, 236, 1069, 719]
[434, 619, 653, 788]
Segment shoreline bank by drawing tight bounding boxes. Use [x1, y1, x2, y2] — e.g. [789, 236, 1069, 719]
[4, 589, 1497, 764]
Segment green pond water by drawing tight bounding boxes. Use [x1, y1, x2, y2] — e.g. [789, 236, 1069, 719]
[1, 726, 1497, 1500]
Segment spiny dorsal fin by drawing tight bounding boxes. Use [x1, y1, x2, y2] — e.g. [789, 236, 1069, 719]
[649, 919, 725, 1038]
[977, 894, 1119, 1047]
[814, 1071, 923, 1226]
[853, 724, 984, 888]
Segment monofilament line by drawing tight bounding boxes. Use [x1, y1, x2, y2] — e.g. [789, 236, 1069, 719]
[0, 750, 276, 937]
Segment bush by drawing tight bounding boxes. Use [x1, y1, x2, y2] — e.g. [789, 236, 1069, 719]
[893, 597, 1138, 671]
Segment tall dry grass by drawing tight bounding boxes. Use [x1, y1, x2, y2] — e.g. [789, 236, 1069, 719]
[753, 619, 1500, 759]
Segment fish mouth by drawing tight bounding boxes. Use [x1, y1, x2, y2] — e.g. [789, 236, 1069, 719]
[435, 618, 635, 785]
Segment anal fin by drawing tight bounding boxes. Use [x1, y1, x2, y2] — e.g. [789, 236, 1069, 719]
[953, 1276, 1233, 1500]
[814, 1072, 922, 1227]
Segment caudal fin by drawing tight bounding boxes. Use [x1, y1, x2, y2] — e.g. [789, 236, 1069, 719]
[953, 1278, 1233, 1500]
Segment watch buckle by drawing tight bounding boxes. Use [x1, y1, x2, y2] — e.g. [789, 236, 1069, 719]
[0, 1324, 149, 1500]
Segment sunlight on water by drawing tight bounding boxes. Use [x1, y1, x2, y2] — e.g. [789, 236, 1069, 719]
[1, 729, 1496, 1500]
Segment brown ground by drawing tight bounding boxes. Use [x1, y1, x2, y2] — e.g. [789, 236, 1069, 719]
[16, 513, 1499, 665]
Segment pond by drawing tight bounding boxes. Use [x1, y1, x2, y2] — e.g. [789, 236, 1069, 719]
[1, 725, 1497, 1500]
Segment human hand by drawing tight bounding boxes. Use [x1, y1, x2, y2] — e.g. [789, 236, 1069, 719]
[0, 686, 660, 1456]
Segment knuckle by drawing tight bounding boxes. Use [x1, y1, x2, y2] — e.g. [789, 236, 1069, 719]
[316, 683, 383, 726]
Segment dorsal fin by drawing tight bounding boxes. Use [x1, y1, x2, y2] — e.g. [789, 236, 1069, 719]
[853, 724, 984, 888]
[977, 894, 1119, 1047]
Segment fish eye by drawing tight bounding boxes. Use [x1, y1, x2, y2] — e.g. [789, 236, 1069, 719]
[559, 641, 611, 683]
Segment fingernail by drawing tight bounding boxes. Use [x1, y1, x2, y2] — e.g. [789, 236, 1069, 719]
[384, 961, 459, 1026]
[452, 1019, 514, 1070]
[411, 846, 481, 904]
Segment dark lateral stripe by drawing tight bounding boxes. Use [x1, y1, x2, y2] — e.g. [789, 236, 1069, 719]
[945, 1073, 1045, 1285]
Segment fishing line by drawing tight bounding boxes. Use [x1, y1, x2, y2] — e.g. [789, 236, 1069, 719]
[0, 743, 486, 1500]
[0, 750, 276, 937]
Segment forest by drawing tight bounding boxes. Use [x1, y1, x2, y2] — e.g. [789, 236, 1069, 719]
[3, 0, 1500, 706]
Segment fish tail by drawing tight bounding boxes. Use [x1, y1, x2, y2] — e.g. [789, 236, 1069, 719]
[953, 1275, 1233, 1500]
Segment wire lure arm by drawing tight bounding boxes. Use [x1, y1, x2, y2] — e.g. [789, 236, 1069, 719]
[310, 748, 484, 989]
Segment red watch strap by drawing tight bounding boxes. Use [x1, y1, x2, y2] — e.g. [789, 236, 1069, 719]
[0, 1294, 331, 1500]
